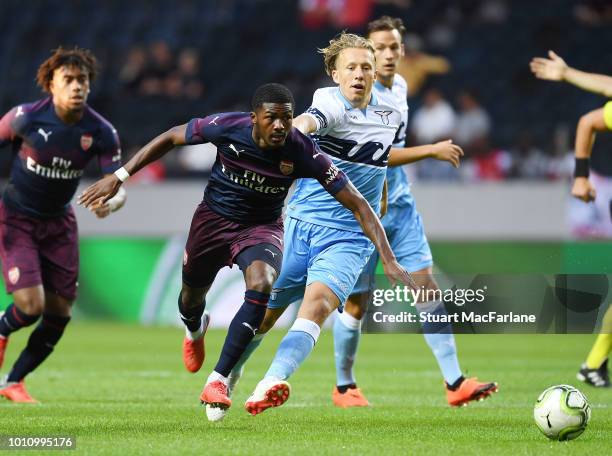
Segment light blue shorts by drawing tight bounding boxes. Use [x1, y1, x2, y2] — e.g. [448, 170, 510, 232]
[268, 216, 375, 309]
[352, 203, 433, 295]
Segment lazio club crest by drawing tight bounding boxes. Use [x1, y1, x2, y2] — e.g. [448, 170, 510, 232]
[279, 160, 294, 175]
[80, 133, 93, 151]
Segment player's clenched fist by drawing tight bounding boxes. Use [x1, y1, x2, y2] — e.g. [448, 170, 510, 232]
[571, 177, 596, 203]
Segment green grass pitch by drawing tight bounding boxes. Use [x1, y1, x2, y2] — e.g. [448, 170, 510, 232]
[1, 323, 610, 455]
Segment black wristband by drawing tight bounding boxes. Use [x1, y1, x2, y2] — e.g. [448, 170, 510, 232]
[574, 158, 590, 178]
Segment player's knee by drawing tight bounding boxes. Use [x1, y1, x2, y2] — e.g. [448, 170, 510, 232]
[14, 293, 45, 316]
[245, 265, 276, 294]
[180, 284, 208, 308]
[301, 295, 335, 325]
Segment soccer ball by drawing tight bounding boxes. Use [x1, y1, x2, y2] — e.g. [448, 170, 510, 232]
[533, 385, 591, 441]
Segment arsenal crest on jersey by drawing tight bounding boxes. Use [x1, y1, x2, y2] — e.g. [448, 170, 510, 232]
[279, 160, 294, 175]
[8, 266, 19, 285]
[80, 133, 93, 151]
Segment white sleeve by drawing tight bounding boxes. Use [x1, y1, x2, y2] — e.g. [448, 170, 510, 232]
[302, 88, 344, 135]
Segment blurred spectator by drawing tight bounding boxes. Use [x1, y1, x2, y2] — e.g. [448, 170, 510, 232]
[546, 124, 574, 180]
[461, 140, 513, 181]
[119, 46, 147, 93]
[397, 34, 450, 97]
[508, 131, 548, 179]
[477, 0, 508, 24]
[165, 49, 205, 99]
[454, 89, 491, 154]
[140, 40, 176, 96]
[411, 88, 456, 144]
[411, 88, 458, 180]
[574, 0, 612, 26]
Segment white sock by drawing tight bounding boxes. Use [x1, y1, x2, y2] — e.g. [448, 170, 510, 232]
[207, 371, 229, 385]
[185, 313, 207, 341]
[337, 310, 362, 330]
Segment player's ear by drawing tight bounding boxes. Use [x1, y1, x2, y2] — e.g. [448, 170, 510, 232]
[250, 111, 257, 125]
[400, 42, 405, 58]
[331, 69, 340, 84]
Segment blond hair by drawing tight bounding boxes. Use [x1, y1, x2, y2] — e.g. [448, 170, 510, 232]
[318, 32, 375, 76]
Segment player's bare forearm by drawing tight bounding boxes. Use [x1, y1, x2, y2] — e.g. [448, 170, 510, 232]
[574, 109, 607, 159]
[388, 140, 463, 168]
[564, 68, 612, 98]
[531, 51, 612, 97]
[123, 124, 187, 175]
[388, 145, 433, 165]
[292, 114, 317, 135]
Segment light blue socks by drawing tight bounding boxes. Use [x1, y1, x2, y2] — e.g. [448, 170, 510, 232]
[265, 318, 321, 380]
[333, 310, 362, 386]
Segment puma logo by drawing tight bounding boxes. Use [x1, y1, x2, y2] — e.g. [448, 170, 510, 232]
[37, 128, 52, 142]
[242, 321, 257, 336]
[209, 116, 220, 125]
[265, 249, 277, 258]
[271, 234, 283, 245]
[229, 144, 244, 157]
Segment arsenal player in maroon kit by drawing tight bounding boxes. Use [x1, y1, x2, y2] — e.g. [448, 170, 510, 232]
[79, 83, 410, 418]
[0, 47, 126, 402]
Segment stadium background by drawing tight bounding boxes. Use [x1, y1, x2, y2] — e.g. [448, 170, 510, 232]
[0, 0, 611, 326]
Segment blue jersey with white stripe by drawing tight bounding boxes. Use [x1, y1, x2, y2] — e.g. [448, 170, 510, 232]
[286, 87, 401, 232]
[374, 76, 413, 208]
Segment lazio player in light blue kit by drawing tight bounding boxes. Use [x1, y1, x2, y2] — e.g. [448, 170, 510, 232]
[332, 16, 498, 408]
[240, 33, 415, 416]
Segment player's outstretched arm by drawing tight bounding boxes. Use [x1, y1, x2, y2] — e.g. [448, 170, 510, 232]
[388, 139, 463, 168]
[572, 108, 608, 202]
[78, 124, 187, 209]
[333, 182, 415, 288]
[530, 50, 612, 97]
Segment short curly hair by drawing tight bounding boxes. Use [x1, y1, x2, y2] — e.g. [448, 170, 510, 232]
[318, 32, 375, 77]
[251, 83, 295, 111]
[36, 47, 98, 93]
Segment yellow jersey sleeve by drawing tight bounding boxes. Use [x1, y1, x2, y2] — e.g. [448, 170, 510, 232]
[604, 101, 612, 130]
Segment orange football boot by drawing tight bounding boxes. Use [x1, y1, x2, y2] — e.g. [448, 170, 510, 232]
[446, 377, 498, 407]
[332, 386, 370, 408]
[200, 380, 232, 409]
[182, 311, 210, 373]
[0, 381, 38, 403]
